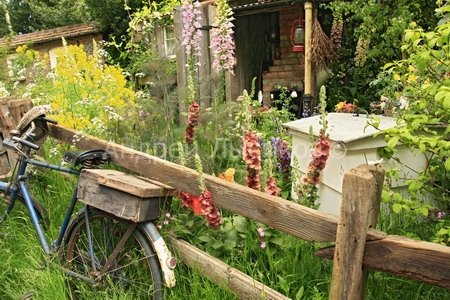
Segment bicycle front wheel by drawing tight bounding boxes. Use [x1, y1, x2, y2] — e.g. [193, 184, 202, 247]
[62, 207, 163, 299]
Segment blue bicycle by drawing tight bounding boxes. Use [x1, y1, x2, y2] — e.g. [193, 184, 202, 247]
[0, 106, 176, 299]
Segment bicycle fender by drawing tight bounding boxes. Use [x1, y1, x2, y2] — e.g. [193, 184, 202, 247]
[140, 222, 177, 288]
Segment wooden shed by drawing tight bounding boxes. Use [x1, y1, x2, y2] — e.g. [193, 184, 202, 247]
[0, 23, 102, 80]
[175, 0, 332, 117]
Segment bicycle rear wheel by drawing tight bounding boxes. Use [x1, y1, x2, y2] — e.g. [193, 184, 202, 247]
[61, 207, 163, 299]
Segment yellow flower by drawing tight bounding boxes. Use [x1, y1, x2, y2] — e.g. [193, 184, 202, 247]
[393, 74, 401, 81]
[218, 168, 235, 182]
[335, 101, 345, 111]
[407, 74, 416, 83]
[408, 65, 415, 72]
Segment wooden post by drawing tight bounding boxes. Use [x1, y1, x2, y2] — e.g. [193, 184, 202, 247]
[329, 164, 385, 300]
[303, 2, 313, 96]
[174, 6, 187, 124]
[198, 4, 213, 108]
[302, 2, 313, 116]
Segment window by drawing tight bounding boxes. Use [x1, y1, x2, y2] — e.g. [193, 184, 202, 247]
[163, 27, 176, 58]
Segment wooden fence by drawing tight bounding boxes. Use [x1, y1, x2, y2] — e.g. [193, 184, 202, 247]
[45, 124, 450, 299]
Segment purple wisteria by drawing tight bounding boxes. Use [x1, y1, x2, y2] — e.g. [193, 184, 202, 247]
[181, 0, 203, 64]
[210, 0, 236, 74]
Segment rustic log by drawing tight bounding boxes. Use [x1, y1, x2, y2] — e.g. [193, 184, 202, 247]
[48, 124, 386, 243]
[170, 237, 291, 300]
[329, 165, 385, 300]
[316, 235, 450, 290]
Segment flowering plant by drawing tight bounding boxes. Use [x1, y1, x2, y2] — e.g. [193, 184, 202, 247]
[334, 100, 359, 113]
[369, 95, 409, 117]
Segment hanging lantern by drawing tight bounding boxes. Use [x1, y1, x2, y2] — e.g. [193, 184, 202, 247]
[290, 17, 305, 52]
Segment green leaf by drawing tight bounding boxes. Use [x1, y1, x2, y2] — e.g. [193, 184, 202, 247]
[392, 203, 402, 214]
[417, 207, 429, 217]
[445, 157, 450, 171]
[387, 136, 400, 149]
[212, 240, 223, 249]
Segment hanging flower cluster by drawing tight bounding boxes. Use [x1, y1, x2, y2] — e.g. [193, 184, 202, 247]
[330, 10, 343, 55]
[243, 131, 261, 190]
[198, 190, 221, 229]
[181, 0, 203, 61]
[265, 177, 280, 196]
[210, 0, 236, 74]
[178, 191, 202, 215]
[297, 86, 330, 208]
[302, 132, 331, 185]
[263, 141, 280, 197]
[185, 100, 200, 144]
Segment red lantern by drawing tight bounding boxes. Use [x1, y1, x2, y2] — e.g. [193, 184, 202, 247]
[290, 17, 305, 52]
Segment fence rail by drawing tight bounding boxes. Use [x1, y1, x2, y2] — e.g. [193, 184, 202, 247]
[47, 124, 450, 299]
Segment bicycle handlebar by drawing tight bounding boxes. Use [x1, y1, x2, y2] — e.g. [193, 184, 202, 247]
[11, 136, 40, 150]
[41, 117, 58, 125]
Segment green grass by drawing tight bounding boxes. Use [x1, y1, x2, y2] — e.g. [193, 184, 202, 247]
[0, 153, 449, 299]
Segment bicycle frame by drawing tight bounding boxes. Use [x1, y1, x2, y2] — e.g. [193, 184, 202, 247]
[0, 149, 80, 255]
[0, 145, 177, 288]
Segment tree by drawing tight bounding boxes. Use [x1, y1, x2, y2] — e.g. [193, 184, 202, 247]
[0, 0, 89, 37]
[0, 0, 14, 35]
[324, 0, 439, 110]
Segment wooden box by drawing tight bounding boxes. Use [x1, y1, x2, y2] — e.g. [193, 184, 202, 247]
[77, 169, 176, 222]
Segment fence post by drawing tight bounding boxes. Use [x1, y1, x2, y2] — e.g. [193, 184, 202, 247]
[329, 164, 385, 300]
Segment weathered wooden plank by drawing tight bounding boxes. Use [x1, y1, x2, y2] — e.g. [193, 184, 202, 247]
[92, 169, 176, 198]
[329, 165, 385, 300]
[170, 237, 291, 300]
[316, 235, 450, 290]
[77, 169, 173, 222]
[48, 124, 386, 243]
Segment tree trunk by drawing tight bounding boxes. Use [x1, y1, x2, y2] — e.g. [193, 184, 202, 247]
[1, 0, 14, 35]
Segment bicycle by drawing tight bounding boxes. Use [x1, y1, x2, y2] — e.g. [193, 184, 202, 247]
[0, 106, 176, 299]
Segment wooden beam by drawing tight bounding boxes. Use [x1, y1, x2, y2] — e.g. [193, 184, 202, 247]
[48, 124, 386, 243]
[303, 2, 313, 95]
[316, 235, 450, 290]
[170, 237, 291, 300]
[329, 165, 385, 300]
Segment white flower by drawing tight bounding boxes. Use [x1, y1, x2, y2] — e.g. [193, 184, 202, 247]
[258, 91, 263, 103]
[291, 91, 298, 98]
[368, 158, 385, 166]
[399, 96, 409, 109]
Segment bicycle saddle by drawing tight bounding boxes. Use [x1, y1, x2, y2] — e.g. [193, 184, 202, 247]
[63, 150, 110, 168]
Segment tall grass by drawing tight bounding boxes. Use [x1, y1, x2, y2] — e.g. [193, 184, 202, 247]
[0, 145, 449, 299]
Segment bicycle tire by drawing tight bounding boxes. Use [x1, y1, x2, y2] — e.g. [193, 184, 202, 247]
[0, 188, 50, 227]
[61, 207, 164, 299]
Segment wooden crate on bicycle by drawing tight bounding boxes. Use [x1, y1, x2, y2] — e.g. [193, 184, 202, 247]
[77, 169, 176, 222]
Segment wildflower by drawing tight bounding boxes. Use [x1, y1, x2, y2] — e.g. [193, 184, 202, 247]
[210, 0, 236, 74]
[335, 100, 359, 113]
[257, 227, 265, 237]
[181, 0, 203, 59]
[291, 91, 298, 98]
[303, 133, 331, 185]
[185, 101, 200, 144]
[399, 96, 409, 110]
[265, 177, 280, 196]
[218, 168, 235, 182]
[199, 189, 221, 229]
[260, 242, 267, 249]
[178, 191, 202, 215]
[243, 131, 261, 190]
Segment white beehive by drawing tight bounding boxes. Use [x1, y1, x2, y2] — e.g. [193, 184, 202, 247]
[284, 113, 426, 215]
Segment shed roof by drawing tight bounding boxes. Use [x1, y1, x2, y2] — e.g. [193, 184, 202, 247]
[0, 23, 101, 48]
